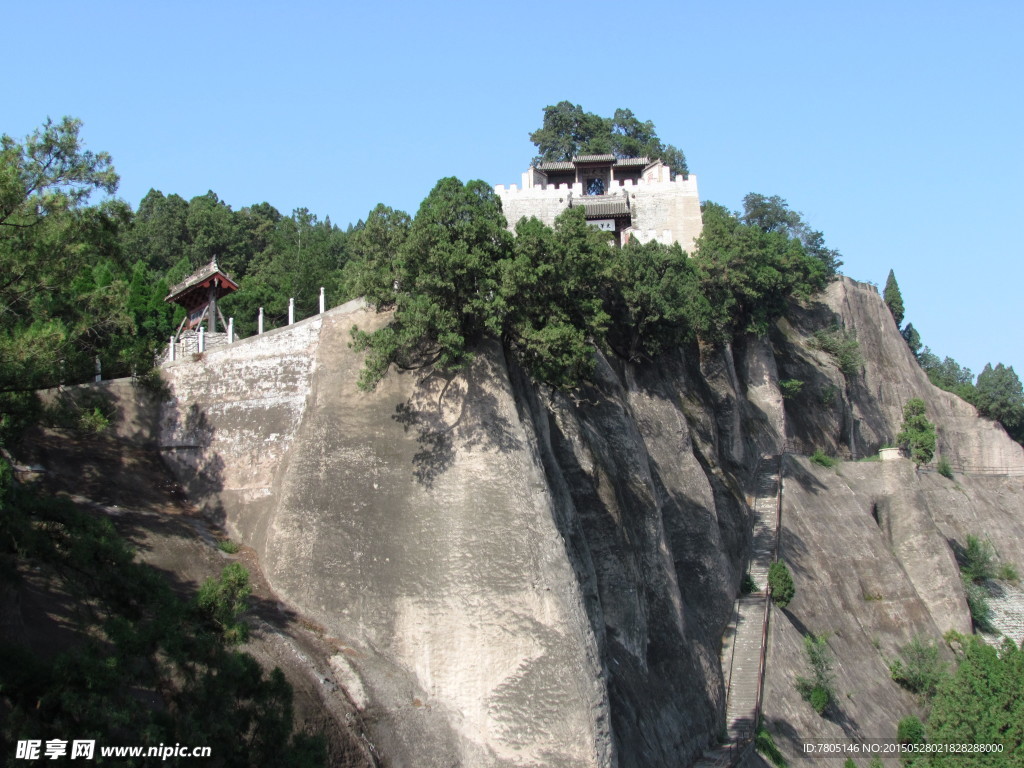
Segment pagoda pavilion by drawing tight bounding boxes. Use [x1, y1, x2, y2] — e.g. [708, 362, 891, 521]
[165, 260, 239, 354]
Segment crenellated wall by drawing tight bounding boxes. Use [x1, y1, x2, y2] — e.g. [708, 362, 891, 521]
[495, 174, 703, 252]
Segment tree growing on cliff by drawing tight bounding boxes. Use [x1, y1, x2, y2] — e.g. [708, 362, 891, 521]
[902, 322, 922, 358]
[896, 398, 936, 465]
[351, 177, 512, 388]
[740, 193, 843, 279]
[883, 269, 905, 327]
[972, 363, 1024, 443]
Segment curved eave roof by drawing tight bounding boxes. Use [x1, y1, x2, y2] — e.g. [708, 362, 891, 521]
[165, 260, 239, 304]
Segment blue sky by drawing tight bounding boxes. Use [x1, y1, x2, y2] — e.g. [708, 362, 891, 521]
[8, 1, 1022, 378]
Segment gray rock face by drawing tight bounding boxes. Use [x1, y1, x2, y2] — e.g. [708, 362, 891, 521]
[152, 280, 1024, 767]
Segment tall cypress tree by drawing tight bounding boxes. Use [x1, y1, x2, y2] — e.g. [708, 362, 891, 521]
[883, 269, 905, 326]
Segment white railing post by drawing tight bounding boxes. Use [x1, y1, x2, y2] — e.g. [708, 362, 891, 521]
[198, 326, 205, 353]
[288, 298, 295, 325]
[258, 307, 264, 335]
[319, 286, 325, 314]
[169, 336, 176, 362]
[228, 317, 234, 343]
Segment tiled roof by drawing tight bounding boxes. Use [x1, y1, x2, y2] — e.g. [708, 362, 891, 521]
[536, 161, 575, 171]
[576, 197, 630, 217]
[572, 154, 616, 163]
[166, 260, 238, 301]
[614, 157, 651, 167]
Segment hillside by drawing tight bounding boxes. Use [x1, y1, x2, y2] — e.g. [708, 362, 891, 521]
[12, 278, 1023, 768]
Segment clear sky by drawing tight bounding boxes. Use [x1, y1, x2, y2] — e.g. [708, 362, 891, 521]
[8, 0, 1022, 378]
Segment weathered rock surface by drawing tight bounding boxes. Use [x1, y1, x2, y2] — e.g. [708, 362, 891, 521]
[145, 278, 1024, 768]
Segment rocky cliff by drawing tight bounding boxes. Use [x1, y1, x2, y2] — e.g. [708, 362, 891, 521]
[148, 280, 1024, 767]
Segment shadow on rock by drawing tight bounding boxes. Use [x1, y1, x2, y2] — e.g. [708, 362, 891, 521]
[391, 352, 522, 488]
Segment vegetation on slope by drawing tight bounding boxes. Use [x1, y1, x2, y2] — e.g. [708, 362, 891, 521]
[890, 268, 1024, 446]
[0, 459, 326, 766]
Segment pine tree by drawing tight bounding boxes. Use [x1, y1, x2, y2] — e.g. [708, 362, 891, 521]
[884, 269, 904, 326]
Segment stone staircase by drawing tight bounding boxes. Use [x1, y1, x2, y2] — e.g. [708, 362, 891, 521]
[694, 456, 781, 768]
[983, 580, 1024, 648]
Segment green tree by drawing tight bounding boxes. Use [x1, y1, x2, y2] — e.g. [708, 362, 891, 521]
[918, 349, 975, 398]
[0, 118, 133, 398]
[898, 715, 925, 745]
[896, 398, 937, 465]
[340, 202, 411, 306]
[121, 189, 190, 272]
[902, 322, 922, 358]
[353, 177, 511, 389]
[605, 238, 705, 360]
[695, 202, 830, 339]
[972, 363, 1024, 443]
[186, 190, 250, 277]
[530, 102, 688, 176]
[917, 635, 1024, 766]
[498, 209, 611, 387]
[741, 193, 842, 279]
[883, 269, 904, 326]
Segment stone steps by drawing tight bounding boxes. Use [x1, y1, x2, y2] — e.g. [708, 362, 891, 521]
[697, 456, 781, 767]
[982, 581, 1024, 648]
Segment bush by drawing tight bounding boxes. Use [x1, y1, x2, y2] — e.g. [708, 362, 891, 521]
[959, 534, 996, 583]
[888, 636, 947, 698]
[937, 455, 954, 479]
[808, 685, 830, 713]
[962, 577, 993, 633]
[795, 634, 835, 715]
[809, 325, 863, 376]
[218, 539, 241, 554]
[810, 448, 837, 468]
[769, 561, 795, 607]
[897, 715, 926, 745]
[779, 379, 804, 399]
[998, 562, 1019, 582]
[197, 562, 252, 643]
[756, 722, 788, 768]
[77, 406, 111, 433]
[820, 383, 839, 406]
[740, 573, 757, 595]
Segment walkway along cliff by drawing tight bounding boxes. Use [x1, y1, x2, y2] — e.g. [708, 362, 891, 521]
[141, 278, 1024, 768]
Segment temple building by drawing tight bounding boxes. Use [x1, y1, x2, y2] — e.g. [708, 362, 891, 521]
[495, 155, 702, 250]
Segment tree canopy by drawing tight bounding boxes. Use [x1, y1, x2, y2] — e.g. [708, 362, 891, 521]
[740, 193, 842, 280]
[530, 102, 688, 177]
[907, 635, 1024, 767]
[0, 118, 133, 396]
[973, 363, 1024, 442]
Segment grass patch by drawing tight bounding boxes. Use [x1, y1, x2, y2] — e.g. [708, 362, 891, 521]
[755, 722, 788, 768]
[809, 325, 863, 376]
[218, 539, 241, 554]
[779, 379, 804, 399]
[810, 449, 837, 468]
[937, 455, 954, 479]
